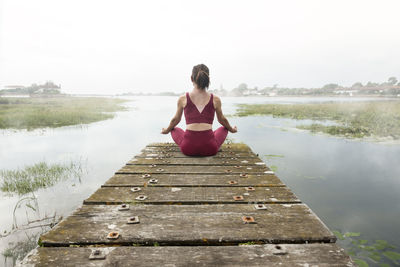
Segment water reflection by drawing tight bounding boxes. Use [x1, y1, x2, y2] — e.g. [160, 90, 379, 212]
[0, 160, 84, 266]
[0, 96, 399, 266]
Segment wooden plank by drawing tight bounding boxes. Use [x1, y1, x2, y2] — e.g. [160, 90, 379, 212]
[39, 204, 335, 246]
[84, 186, 300, 204]
[143, 146, 252, 153]
[103, 173, 285, 187]
[21, 141, 353, 266]
[21, 244, 355, 266]
[147, 142, 252, 151]
[116, 165, 270, 174]
[128, 157, 267, 166]
[135, 151, 258, 158]
[142, 147, 252, 153]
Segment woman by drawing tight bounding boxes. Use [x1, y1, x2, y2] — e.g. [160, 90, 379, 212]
[161, 64, 237, 156]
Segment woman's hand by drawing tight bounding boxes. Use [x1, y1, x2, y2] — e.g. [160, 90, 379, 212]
[161, 128, 170, 134]
[229, 126, 238, 133]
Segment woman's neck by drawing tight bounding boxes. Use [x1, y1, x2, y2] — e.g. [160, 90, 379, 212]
[192, 85, 206, 94]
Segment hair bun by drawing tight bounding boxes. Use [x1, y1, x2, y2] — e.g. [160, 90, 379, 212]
[192, 64, 210, 89]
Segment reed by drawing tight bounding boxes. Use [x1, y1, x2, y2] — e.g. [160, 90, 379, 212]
[0, 97, 128, 130]
[235, 101, 400, 139]
[0, 161, 83, 195]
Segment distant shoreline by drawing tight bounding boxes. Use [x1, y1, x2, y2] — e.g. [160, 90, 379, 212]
[0, 97, 128, 130]
[1, 93, 399, 99]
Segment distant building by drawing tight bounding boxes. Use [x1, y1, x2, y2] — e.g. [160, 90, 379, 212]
[1, 81, 61, 96]
[334, 90, 358, 96]
[4, 85, 25, 89]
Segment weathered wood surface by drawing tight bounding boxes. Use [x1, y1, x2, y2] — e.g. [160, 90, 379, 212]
[103, 173, 285, 187]
[116, 165, 270, 174]
[142, 147, 252, 153]
[147, 142, 251, 151]
[135, 151, 258, 158]
[39, 204, 335, 246]
[84, 186, 299, 204]
[128, 157, 266, 166]
[21, 244, 355, 267]
[22, 142, 354, 266]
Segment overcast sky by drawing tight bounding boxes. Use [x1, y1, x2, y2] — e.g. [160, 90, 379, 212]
[0, 0, 399, 94]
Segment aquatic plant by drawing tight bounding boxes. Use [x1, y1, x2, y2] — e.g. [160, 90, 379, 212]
[269, 165, 278, 172]
[262, 154, 326, 180]
[0, 97, 128, 130]
[297, 124, 370, 138]
[0, 161, 84, 196]
[262, 154, 284, 175]
[2, 233, 39, 265]
[333, 230, 399, 266]
[264, 154, 284, 158]
[235, 101, 400, 140]
[1, 160, 85, 265]
[0, 160, 84, 233]
[353, 259, 368, 267]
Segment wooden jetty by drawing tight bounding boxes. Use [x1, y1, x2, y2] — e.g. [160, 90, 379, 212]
[20, 142, 355, 266]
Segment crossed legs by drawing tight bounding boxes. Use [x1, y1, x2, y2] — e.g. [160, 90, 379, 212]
[171, 127, 185, 146]
[213, 126, 229, 148]
[171, 126, 228, 156]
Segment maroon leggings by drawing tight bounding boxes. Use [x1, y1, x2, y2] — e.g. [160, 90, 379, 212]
[171, 126, 228, 156]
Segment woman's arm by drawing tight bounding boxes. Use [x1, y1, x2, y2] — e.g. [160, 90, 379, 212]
[214, 96, 237, 133]
[161, 95, 185, 134]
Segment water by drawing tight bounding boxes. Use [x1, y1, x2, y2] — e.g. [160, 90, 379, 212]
[0, 96, 399, 266]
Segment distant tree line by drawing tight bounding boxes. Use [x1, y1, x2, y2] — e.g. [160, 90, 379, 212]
[0, 81, 61, 95]
[209, 77, 400, 96]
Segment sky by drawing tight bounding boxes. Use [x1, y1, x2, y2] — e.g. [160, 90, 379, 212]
[0, 0, 400, 94]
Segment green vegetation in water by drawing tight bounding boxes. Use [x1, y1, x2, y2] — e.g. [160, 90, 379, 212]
[333, 230, 399, 266]
[235, 101, 400, 139]
[269, 165, 278, 172]
[2, 233, 39, 265]
[1, 160, 83, 264]
[263, 155, 284, 174]
[0, 161, 84, 196]
[262, 154, 325, 180]
[353, 259, 369, 267]
[0, 97, 128, 130]
[264, 154, 285, 158]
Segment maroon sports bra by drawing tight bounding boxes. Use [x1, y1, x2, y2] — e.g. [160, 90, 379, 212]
[184, 92, 215, 124]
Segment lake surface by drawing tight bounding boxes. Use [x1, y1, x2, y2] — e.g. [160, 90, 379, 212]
[0, 96, 399, 266]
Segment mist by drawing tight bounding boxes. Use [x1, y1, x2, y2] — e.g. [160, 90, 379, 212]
[1, 0, 400, 94]
[2, 2, 400, 265]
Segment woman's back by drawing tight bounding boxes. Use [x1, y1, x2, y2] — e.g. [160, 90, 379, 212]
[186, 91, 213, 111]
[184, 92, 215, 125]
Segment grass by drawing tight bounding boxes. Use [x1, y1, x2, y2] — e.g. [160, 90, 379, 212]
[235, 101, 400, 139]
[0, 160, 84, 264]
[0, 161, 83, 196]
[0, 97, 128, 130]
